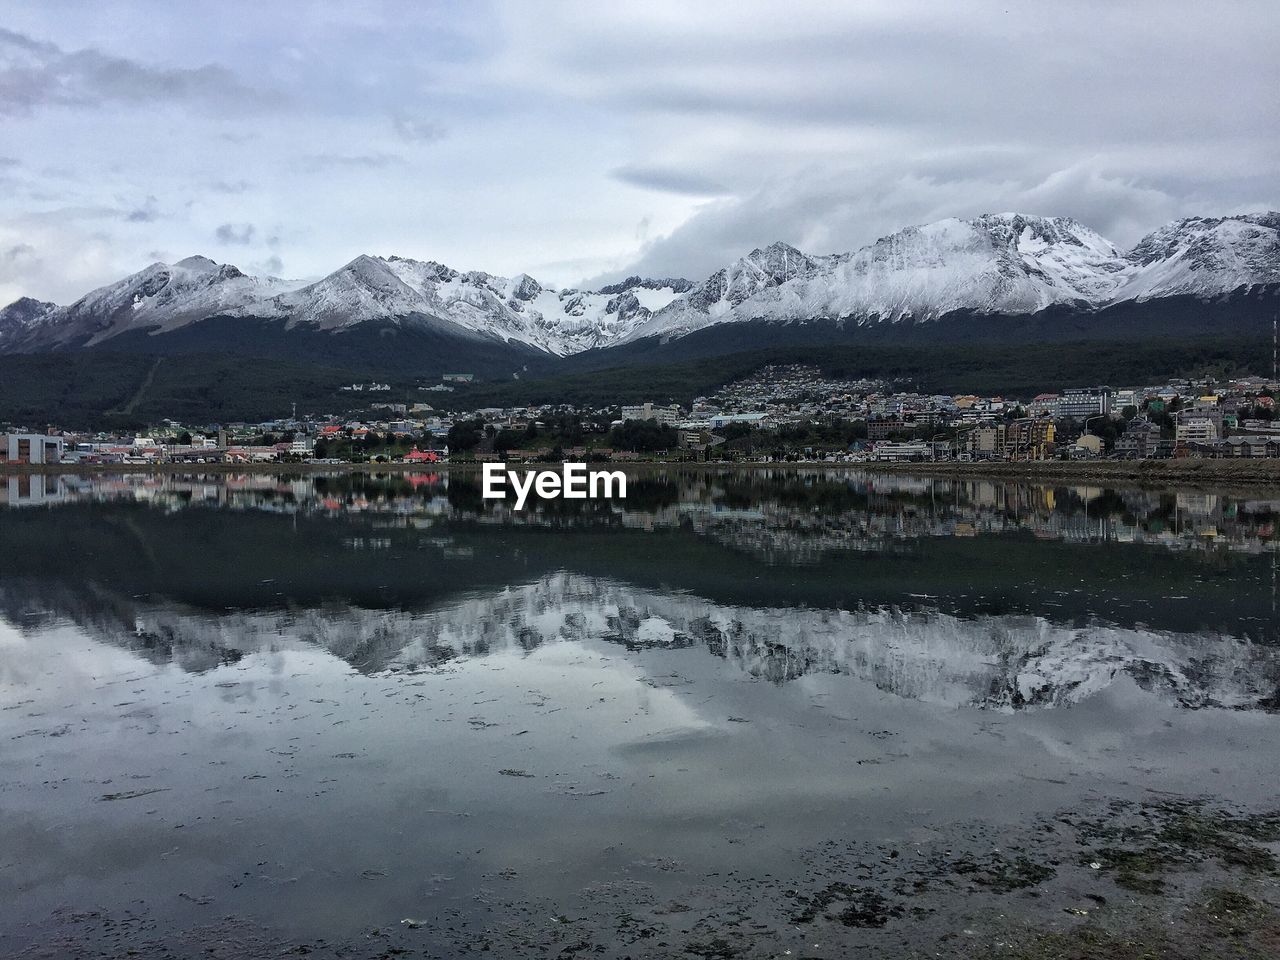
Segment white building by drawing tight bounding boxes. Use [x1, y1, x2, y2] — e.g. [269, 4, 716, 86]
[621, 402, 681, 425]
[873, 441, 931, 461]
[1056, 389, 1111, 420]
[1175, 417, 1219, 445]
[709, 412, 768, 429]
[4, 433, 65, 464]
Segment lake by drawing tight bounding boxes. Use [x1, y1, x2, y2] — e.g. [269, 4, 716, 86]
[2, 469, 1278, 958]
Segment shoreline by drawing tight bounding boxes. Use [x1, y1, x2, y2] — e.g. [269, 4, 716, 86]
[4, 457, 1280, 489]
[858, 457, 1280, 488]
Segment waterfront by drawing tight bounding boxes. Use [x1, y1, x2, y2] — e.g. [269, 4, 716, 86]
[2, 469, 1278, 958]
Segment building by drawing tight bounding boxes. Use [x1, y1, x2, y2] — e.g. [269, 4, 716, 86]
[3, 433, 65, 464]
[1004, 419, 1055, 461]
[1238, 419, 1280, 438]
[1175, 417, 1219, 445]
[872, 441, 931, 461]
[621, 402, 682, 425]
[1224, 436, 1280, 458]
[1073, 434, 1104, 457]
[967, 424, 1006, 459]
[867, 418, 907, 440]
[442, 373, 474, 383]
[1028, 393, 1059, 418]
[708, 412, 767, 430]
[1114, 419, 1161, 459]
[1056, 389, 1111, 421]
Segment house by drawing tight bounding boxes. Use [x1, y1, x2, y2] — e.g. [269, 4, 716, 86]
[1224, 436, 1280, 458]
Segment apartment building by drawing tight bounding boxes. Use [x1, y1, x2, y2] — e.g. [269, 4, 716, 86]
[1056, 389, 1111, 420]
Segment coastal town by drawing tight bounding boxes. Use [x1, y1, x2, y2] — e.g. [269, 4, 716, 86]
[4, 365, 1278, 470]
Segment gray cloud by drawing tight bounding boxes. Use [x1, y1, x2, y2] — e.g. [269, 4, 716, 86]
[585, 162, 1226, 287]
[209, 179, 252, 194]
[295, 152, 403, 173]
[252, 254, 284, 275]
[0, 28, 272, 115]
[392, 114, 446, 143]
[123, 195, 160, 223]
[3, 242, 35, 264]
[2, 2, 1276, 301]
[214, 222, 255, 244]
[611, 165, 730, 197]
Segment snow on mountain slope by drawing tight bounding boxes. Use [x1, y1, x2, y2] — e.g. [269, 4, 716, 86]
[9, 256, 302, 349]
[623, 214, 1135, 341]
[252, 254, 690, 354]
[0, 296, 58, 350]
[1111, 213, 1280, 301]
[613, 241, 825, 341]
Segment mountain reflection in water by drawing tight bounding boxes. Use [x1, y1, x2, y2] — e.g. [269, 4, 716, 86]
[2, 469, 1276, 712]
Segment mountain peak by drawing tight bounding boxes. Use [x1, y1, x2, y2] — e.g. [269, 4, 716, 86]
[1116, 210, 1280, 299]
[750, 240, 804, 258]
[175, 255, 220, 272]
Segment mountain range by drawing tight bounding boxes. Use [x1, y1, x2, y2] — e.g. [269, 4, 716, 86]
[2, 211, 1278, 376]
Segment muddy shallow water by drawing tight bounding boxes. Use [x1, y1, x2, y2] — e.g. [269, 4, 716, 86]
[2, 470, 1278, 958]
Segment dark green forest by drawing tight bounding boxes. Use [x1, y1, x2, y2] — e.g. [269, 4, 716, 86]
[0, 336, 1268, 428]
[441, 336, 1269, 410]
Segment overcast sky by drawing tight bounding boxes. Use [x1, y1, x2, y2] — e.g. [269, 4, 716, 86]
[2, 0, 1277, 304]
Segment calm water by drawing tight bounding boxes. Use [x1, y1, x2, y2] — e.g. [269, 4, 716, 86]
[2, 470, 1278, 957]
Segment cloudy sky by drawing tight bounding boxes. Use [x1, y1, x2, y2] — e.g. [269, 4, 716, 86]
[1, 0, 1277, 304]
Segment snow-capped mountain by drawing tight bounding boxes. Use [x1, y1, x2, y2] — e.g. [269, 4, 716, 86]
[0, 253, 690, 356]
[619, 212, 1256, 342]
[250, 254, 689, 355]
[2, 211, 1276, 360]
[1112, 213, 1280, 301]
[0, 255, 300, 351]
[0, 296, 57, 348]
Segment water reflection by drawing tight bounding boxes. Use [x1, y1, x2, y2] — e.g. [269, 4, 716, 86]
[5, 469, 1277, 560]
[14, 571, 1277, 711]
[4, 469, 1280, 958]
[2, 469, 1277, 711]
